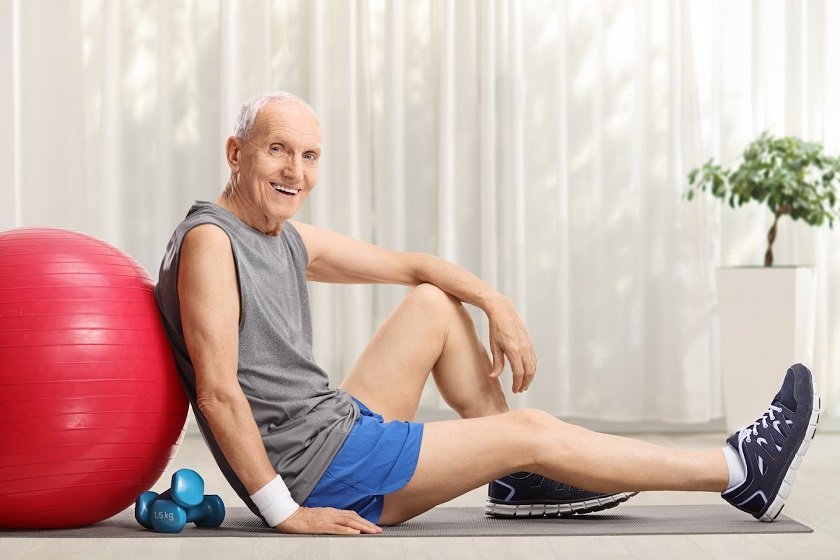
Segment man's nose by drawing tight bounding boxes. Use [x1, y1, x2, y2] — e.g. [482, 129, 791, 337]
[282, 153, 303, 182]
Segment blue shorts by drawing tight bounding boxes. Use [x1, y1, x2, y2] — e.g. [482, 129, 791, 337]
[303, 398, 424, 523]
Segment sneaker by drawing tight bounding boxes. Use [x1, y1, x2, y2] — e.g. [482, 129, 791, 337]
[485, 472, 637, 518]
[722, 363, 820, 522]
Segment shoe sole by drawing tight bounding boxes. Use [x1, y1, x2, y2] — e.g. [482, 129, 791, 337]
[759, 391, 821, 522]
[484, 491, 638, 518]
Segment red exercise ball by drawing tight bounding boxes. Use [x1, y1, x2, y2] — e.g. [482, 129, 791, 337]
[0, 228, 188, 529]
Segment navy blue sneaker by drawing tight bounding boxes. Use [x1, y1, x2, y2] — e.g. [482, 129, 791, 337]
[485, 472, 637, 518]
[722, 363, 820, 522]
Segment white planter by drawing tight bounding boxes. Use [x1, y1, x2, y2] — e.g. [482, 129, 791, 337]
[717, 267, 816, 433]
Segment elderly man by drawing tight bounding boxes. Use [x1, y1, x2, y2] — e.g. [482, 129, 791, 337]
[155, 91, 819, 535]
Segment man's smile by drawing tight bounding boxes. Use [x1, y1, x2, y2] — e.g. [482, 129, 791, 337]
[270, 182, 301, 196]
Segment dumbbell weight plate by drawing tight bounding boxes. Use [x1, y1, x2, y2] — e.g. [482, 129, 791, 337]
[191, 495, 226, 528]
[168, 469, 204, 508]
[150, 499, 187, 534]
[134, 491, 159, 529]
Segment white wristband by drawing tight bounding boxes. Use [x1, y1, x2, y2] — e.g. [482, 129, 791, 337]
[249, 475, 300, 527]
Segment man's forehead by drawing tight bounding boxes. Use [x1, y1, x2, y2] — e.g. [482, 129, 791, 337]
[252, 101, 322, 144]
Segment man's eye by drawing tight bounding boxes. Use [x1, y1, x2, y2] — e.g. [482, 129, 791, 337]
[304, 153, 317, 162]
[270, 145, 282, 154]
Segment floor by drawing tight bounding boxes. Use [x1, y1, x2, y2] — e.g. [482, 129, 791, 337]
[1, 430, 838, 560]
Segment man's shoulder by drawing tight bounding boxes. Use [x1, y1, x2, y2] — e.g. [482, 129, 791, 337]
[182, 223, 233, 257]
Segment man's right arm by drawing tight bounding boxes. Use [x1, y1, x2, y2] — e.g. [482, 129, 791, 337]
[177, 224, 381, 535]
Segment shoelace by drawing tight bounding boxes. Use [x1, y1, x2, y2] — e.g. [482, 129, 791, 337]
[739, 404, 785, 444]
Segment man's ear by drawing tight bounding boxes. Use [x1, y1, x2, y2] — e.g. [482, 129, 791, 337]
[225, 136, 241, 172]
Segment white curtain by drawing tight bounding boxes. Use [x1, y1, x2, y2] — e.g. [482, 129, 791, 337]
[2, 0, 839, 425]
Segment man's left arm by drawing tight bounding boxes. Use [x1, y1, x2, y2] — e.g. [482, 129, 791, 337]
[292, 221, 537, 392]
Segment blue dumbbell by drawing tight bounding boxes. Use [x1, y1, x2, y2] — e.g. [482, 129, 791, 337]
[135, 469, 206, 529]
[134, 491, 159, 529]
[150, 495, 226, 533]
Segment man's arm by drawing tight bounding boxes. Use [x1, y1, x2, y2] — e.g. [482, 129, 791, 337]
[291, 221, 537, 392]
[178, 224, 380, 534]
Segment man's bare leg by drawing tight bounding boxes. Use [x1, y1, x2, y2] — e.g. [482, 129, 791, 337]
[340, 283, 508, 421]
[339, 283, 647, 521]
[378, 409, 728, 525]
[338, 287, 816, 527]
[340, 282, 723, 525]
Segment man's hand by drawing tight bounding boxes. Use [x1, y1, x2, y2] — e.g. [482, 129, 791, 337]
[487, 296, 537, 393]
[276, 506, 383, 535]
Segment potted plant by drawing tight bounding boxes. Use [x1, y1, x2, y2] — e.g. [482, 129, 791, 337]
[687, 132, 840, 430]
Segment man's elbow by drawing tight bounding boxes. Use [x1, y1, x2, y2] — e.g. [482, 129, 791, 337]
[196, 387, 243, 418]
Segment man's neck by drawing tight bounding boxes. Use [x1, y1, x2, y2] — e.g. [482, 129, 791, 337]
[215, 192, 285, 236]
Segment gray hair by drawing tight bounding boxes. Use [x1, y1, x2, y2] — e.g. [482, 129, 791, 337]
[232, 91, 319, 138]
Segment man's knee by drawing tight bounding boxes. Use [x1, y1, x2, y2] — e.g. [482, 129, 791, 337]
[508, 408, 557, 430]
[408, 283, 462, 315]
[498, 409, 561, 470]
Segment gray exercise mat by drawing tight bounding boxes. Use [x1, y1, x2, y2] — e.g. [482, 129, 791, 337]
[0, 505, 811, 538]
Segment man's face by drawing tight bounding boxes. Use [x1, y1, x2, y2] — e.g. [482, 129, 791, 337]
[229, 101, 322, 228]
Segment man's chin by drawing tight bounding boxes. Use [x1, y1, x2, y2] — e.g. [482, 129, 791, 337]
[272, 203, 302, 223]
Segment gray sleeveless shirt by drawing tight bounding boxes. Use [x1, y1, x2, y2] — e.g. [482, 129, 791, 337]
[154, 201, 358, 514]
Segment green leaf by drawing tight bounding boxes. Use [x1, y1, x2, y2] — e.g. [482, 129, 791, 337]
[688, 169, 699, 184]
[685, 132, 840, 263]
